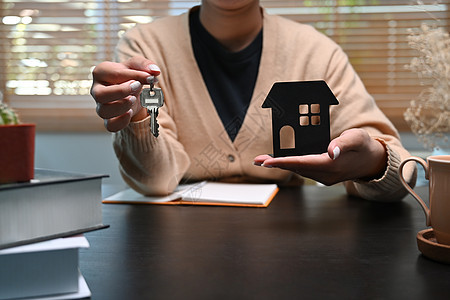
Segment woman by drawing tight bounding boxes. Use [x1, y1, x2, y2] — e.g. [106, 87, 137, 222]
[90, 0, 416, 200]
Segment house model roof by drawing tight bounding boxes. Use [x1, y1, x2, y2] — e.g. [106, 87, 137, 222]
[262, 80, 339, 108]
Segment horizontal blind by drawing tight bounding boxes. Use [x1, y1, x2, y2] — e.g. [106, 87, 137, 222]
[0, 0, 448, 131]
[267, 0, 449, 131]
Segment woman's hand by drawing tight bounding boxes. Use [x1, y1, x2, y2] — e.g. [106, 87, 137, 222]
[90, 56, 161, 132]
[254, 128, 388, 185]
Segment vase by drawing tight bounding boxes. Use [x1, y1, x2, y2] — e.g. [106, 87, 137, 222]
[0, 124, 36, 183]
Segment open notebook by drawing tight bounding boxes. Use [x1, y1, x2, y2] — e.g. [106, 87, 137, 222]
[103, 182, 279, 208]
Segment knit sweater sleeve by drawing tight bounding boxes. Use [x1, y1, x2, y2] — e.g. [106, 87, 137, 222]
[324, 42, 417, 201]
[112, 21, 191, 196]
[347, 138, 417, 202]
[113, 115, 190, 196]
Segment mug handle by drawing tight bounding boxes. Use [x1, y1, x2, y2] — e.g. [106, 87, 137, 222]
[398, 157, 431, 226]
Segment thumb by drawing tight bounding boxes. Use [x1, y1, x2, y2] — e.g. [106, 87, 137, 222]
[328, 128, 369, 160]
[328, 144, 341, 160]
[327, 129, 354, 160]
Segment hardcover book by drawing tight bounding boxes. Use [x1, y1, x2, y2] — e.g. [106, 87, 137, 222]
[0, 169, 108, 250]
[0, 236, 91, 299]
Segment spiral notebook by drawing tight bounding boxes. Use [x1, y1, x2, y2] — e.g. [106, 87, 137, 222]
[103, 181, 278, 208]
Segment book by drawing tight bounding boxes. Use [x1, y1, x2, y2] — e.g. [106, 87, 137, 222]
[0, 236, 91, 300]
[103, 181, 279, 207]
[0, 168, 108, 250]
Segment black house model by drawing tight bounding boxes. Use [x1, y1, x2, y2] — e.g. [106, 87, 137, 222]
[262, 81, 339, 157]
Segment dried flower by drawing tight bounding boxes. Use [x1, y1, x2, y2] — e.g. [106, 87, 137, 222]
[404, 22, 450, 150]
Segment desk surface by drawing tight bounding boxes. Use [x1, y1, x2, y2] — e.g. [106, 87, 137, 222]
[80, 185, 450, 300]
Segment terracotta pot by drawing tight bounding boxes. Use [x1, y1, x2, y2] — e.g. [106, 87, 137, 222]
[0, 124, 35, 183]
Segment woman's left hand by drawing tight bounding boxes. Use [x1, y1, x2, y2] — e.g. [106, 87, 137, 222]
[254, 128, 388, 186]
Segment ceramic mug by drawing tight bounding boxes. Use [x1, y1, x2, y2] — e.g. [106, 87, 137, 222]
[398, 155, 450, 245]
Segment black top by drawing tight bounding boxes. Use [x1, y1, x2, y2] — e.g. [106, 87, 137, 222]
[189, 9, 263, 141]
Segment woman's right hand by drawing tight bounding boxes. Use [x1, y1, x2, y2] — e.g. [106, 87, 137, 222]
[90, 56, 161, 132]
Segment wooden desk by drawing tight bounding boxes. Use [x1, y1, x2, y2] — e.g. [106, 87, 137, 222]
[80, 185, 450, 299]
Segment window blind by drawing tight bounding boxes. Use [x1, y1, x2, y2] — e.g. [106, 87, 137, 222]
[0, 0, 448, 131]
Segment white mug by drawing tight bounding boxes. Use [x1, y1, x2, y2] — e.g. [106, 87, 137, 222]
[398, 155, 450, 245]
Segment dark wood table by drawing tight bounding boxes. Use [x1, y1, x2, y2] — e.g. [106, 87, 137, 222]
[80, 185, 450, 299]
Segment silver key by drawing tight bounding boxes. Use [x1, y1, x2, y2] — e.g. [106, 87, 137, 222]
[140, 86, 164, 137]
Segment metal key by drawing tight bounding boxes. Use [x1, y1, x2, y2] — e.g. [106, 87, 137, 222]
[140, 85, 164, 137]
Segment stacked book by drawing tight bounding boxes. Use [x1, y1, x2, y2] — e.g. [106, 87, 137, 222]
[0, 169, 108, 300]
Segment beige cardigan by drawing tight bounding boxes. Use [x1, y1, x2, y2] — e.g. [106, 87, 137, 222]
[113, 7, 416, 200]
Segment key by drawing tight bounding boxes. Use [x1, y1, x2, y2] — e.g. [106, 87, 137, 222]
[140, 85, 164, 137]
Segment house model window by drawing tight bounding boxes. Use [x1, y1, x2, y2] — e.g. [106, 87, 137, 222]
[262, 81, 339, 157]
[299, 104, 321, 126]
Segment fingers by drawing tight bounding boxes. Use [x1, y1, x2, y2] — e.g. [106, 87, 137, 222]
[91, 57, 161, 103]
[254, 154, 273, 166]
[90, 56, 162, 132]
[258, 154, 330, 170]
[92, 80, 141, 104]
[104, 111, 133, 133]
[92, 61, 151, 86]
[124, 56, 161, 75]
[93, 80, 144, 132]
[255, 130, 364, 169]
[253, 128, 388, 184]
[96, 95, 137, 119]
[254, 153, 340, 186]
[92, 57, 160, 83]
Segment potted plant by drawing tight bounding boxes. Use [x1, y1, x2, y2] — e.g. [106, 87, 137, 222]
[0, 100, 35, 183]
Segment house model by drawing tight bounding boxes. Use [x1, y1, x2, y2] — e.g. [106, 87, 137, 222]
[262, 80, 339, 157]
